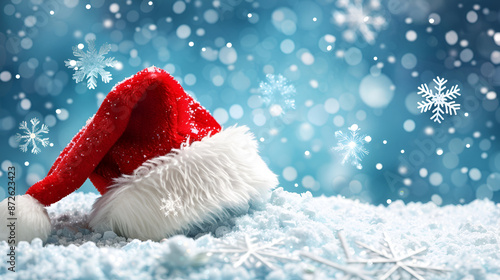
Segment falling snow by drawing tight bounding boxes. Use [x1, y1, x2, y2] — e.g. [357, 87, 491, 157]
[159, 193, 182, 217]
[417, 76, 461, 124]
[65, 39, 117, 90]
[333, 0, 386, 44]
[259, 74, 296, 117]
[334, 124, 371, 169]
[15, 118, 50, 154]
[208, 235, 299, 270]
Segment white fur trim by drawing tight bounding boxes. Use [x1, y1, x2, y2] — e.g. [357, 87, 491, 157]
[89, 126, 278, 241]
[0, 195, 51, 243]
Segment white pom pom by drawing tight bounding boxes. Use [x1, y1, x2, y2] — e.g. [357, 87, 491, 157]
[0, 195, 51, 243]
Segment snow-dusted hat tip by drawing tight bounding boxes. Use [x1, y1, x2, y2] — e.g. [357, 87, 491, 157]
[0, 66, 278, 242]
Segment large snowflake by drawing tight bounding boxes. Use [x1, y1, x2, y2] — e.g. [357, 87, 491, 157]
[259, 74, 296, 117]
[334, 124, 371, 169]
[301, 231, 450, 280]
[332, 0, 386, 44]
[208, 235, 299, 270]
[417, 76, 461, 124]
[65, 39, 117, 90]
[348, 232, 451, 279]
[16, 118, 49, 154]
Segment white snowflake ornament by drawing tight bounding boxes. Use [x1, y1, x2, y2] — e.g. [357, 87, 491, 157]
[417, 76, 461, 124]
[16, 118, 50, 154]
[65, 39, 117, 89]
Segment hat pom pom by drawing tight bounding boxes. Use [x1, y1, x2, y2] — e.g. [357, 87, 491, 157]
[0, 195, 51, 243]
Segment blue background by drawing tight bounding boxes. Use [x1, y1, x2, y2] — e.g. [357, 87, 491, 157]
[1, 0, 499, 206]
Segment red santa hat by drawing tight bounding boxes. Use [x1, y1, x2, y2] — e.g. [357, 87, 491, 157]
[0, 66, 278, 242]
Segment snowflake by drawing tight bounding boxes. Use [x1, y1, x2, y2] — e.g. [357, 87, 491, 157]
[417, 76, 461, 124]
[347, 232, 451, 280]
[16, 118, 50, 154]
[334, 124, 371, 169]
[259, 74, 296, 117]
[208, 235, 299, 270]
[332, 0, 386, 44]
[160, 193, 182, 217]
[65, 39, 117, 90]
[302, 231, 450, 280]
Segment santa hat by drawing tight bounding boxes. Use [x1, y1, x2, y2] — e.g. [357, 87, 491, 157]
[0, 66, 278, 242]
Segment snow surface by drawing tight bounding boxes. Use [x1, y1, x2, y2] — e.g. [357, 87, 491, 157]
[1, 188, 499, 279]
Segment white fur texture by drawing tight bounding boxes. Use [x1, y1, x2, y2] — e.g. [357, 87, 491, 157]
[89, 126, 278, 241]
[0, 195, 51, 243]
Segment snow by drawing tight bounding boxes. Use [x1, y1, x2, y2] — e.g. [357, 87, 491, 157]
[208, 235, 300, 270]
[1, 188, 499, 279]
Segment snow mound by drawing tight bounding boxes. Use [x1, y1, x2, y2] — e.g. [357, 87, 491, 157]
[0, 188, 499, 279]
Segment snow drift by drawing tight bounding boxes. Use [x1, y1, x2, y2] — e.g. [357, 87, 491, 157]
[0, 188, 498, 279]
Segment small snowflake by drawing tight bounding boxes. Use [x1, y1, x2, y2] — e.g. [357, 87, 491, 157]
[333, 0, 386, 44]
[160, 193, 182, 217]
[16, 118, 50, 154]
[65, 39, 117, 89]
[334, 124, 371, 169]
[259, 74, 296, 117]
[417, 76, 461, 124]
[208, 235, 299, 270]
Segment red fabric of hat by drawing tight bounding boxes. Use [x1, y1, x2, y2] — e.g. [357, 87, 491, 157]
[26, 66, 221, 206]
